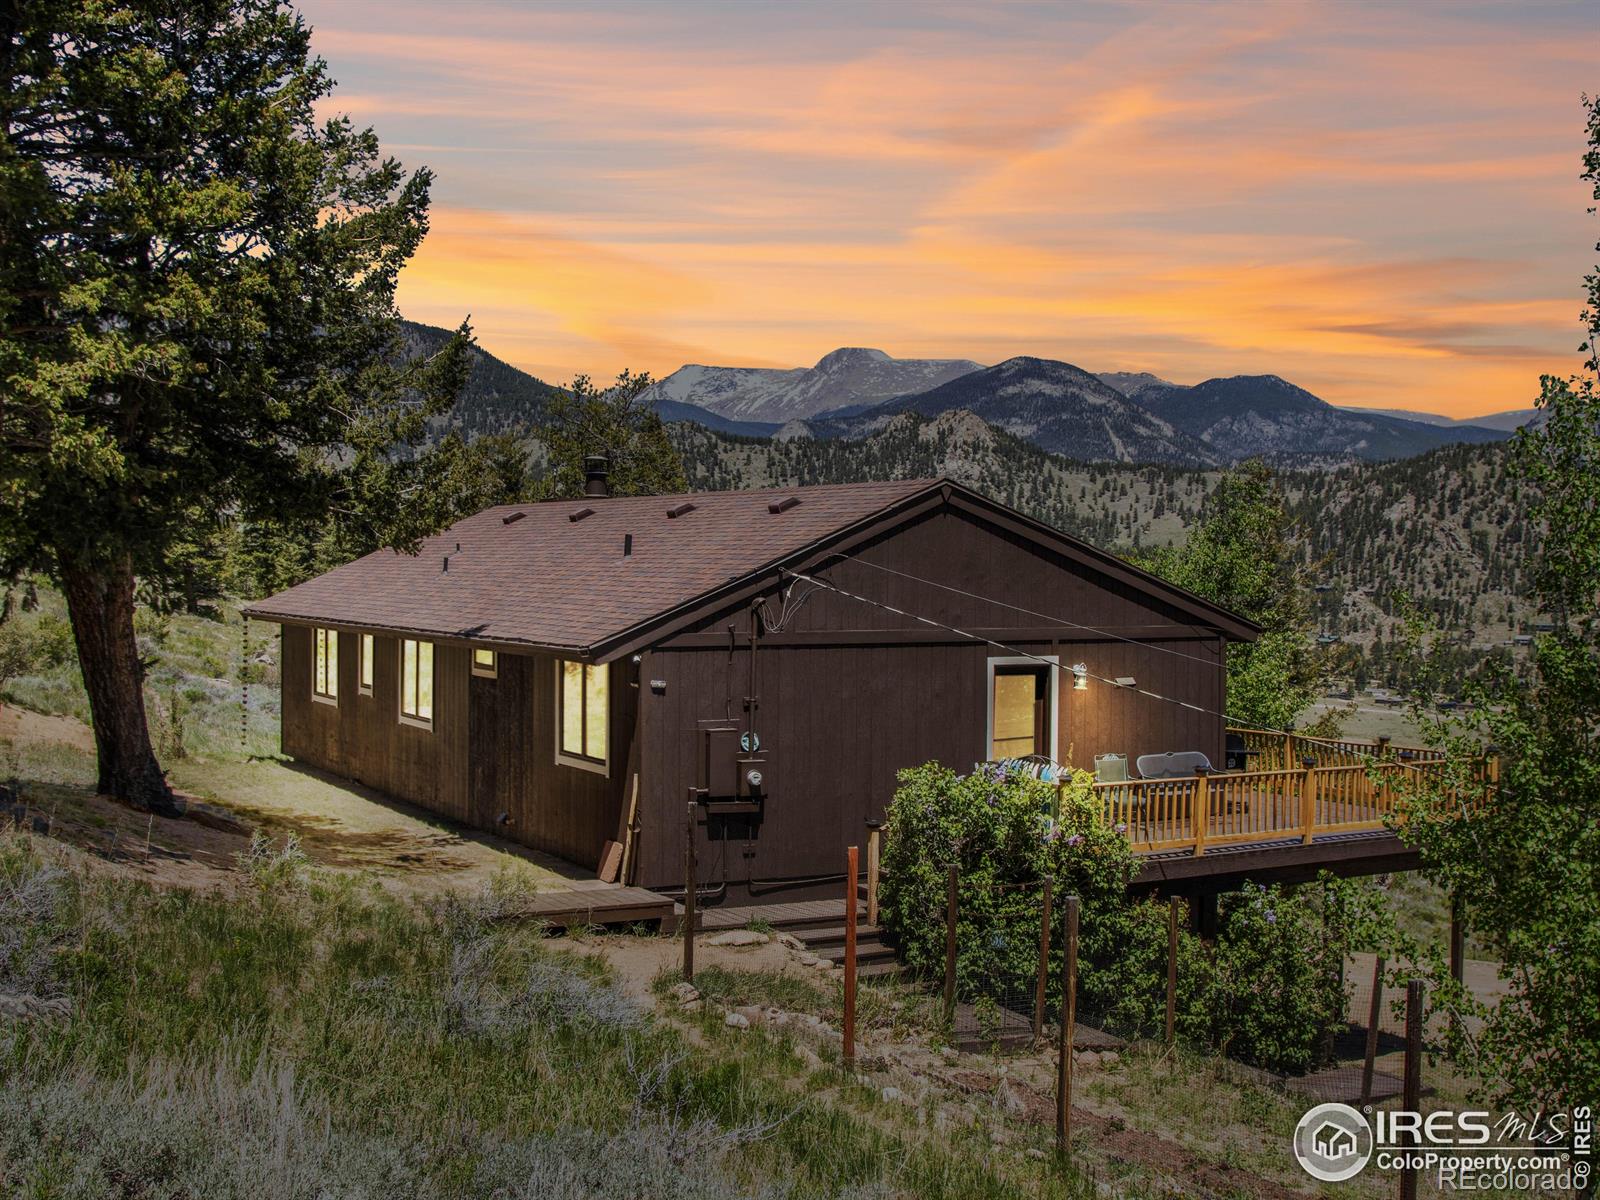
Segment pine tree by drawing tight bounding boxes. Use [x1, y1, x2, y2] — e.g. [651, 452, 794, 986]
[1, 1, 472, 811]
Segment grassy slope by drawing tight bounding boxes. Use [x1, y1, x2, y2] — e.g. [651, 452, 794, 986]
[0, 831, 1100, 1200]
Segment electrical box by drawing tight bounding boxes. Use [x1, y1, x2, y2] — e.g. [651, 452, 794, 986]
[737, 757, 766, 800]
[699, 726, 740, 798]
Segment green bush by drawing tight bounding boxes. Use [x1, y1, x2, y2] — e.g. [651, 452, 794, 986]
[878, 762, 1372, 1074]
[877, 762, 1151, 1016]
[1196, 882, 1349, 1074]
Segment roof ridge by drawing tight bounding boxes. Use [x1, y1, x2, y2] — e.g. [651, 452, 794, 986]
[478, 477, 944, 511]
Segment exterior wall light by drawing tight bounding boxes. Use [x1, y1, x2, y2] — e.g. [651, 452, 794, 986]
[1071, 663, 1089, 691]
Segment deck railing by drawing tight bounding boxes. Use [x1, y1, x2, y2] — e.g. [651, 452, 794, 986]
[1093, 734, 1491, 856]
[1227, 727, 1448, 771]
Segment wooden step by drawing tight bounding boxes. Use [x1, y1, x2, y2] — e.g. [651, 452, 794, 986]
[817, 941, 896, 965]
[790, 923, 882, 947]
[856, 960, 905, 980]
[692, 899, 862, 933]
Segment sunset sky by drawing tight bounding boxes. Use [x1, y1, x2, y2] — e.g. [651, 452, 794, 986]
[301, 0, 1597, 419]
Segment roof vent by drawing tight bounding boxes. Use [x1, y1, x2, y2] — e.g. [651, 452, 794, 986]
[583, 455, 610, 498]
[501, 511, 526, 525]
[569, 506, 595, 523]
[666, 502, 696, 519]
[623, 533, 633, 557]
[768, 496, 801, 514]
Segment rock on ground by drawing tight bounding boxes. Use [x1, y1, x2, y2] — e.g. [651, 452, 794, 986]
[707, 929, 770, 947]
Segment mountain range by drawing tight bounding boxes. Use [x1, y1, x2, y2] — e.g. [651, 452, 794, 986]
[639, 346, 982, 423]
[819, 356, 1217, 464]
[645, 345, 1522, 464]
[407, 320, 1531, 467]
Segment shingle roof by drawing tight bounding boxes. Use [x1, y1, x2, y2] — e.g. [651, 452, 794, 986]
[243, 479, 939, 654]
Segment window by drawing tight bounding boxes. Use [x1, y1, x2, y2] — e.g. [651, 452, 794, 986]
[359, 634, 374, 695]
[472, 648, 497, 678]
[557, 659, 608, 769]
[399, 638, 434, 727]
[312, 627, 338, 704]
[987, 657, 1057, 762]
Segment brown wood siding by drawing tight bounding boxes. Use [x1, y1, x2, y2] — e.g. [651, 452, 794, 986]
[280, 625, 633, 869]
[633, 505, 1232, 897]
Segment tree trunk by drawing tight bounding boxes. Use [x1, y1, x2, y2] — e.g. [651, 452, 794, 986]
[59, 554, 181, 816]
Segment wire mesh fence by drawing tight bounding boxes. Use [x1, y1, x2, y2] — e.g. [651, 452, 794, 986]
[944, 874, 1052, 1052]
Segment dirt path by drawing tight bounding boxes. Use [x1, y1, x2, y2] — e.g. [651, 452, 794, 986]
[2, 706, 577, 897]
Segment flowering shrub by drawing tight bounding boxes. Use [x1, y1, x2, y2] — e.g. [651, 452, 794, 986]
[878, 763, 1376, 1074]
[877, 762, 1148, 1018]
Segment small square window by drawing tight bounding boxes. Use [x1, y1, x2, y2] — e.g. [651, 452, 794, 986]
[472, 648, 497, 678]
[359, 633, 374, 695]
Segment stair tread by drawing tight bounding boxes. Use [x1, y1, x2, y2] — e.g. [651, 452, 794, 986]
[793, 924, 883, 943]
[820, 944, 896, 964]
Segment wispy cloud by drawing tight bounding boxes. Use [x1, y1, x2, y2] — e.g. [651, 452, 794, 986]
[300, 0, 1594, 417]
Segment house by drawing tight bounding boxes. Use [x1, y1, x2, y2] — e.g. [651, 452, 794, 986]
[243, 469, 1258, 904]
[1312, 1121, 1357, 1161]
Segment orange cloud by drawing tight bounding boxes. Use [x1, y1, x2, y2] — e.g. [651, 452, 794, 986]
[300, 0, 1594, 419]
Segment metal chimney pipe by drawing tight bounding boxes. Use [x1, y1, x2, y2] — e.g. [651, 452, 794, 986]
[583, 455, 611, 498]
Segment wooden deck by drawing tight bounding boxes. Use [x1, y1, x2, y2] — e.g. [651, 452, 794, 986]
[512, 884, 676, 929]
[1093, 733, 1489, 858]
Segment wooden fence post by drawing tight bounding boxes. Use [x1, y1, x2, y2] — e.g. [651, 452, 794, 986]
[1165, 895, 1180, 1047]
[943, 864, 959, 1027]
[1191, 767, 1210, 857]
[865, 821, 882, 927]
[1360, 954, 1385, 1105]
[1401, 979, 1424, 1200]
[843, 845, 858, 1068]
[1301, 756, 1318, 845]
[1056, 894, 1080, 1156]
[683, 798, 698, 983]
[1034, 878, 1053, 1045]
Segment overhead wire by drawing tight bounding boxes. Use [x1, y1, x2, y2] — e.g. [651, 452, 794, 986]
[819, 551, 1230, 672]
[782, 568, 1288, 735]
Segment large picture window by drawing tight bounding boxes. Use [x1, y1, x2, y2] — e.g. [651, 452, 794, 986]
[312, 627, 338, 703]
[400, 638, 434, 727]
[557, 660, 608, 768]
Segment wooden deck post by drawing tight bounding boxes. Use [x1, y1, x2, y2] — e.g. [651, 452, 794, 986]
[1282, 731, 1294, 771]
[1034, 878, 1053, 1045]
[843, 845, 858, 1069]
[865, 821, 882, 927]
[943, 864, 959, 1026]
[1165, 895, 1179, 1047]
[1377, 734, 1392, 760]
[1055, 894, 1080, 1156]
[1401, 979, 1424, 1200]
[1301, 757, 1318, 845]
[1360, 954, 1385, 1106]
[1191, 767, 1210, 856]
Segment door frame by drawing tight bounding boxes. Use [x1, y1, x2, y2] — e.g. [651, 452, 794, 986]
[985, 655, 1060, 763]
